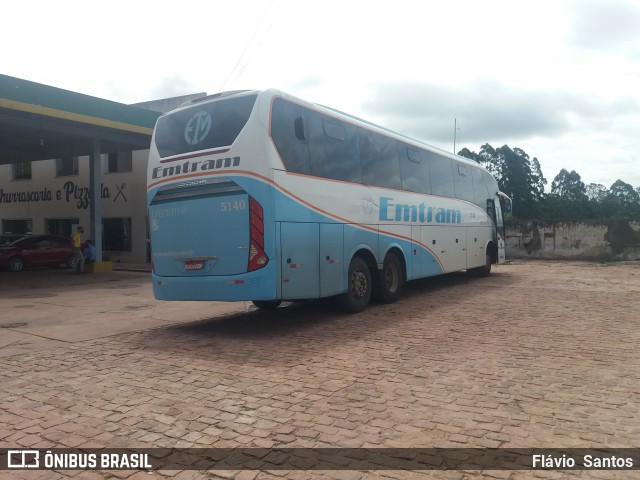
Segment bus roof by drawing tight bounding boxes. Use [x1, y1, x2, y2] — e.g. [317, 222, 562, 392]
[160, 87, 485, 172]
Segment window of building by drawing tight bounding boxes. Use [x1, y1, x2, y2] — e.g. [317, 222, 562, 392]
[56, 157, 79, 177]
[106, 151, 132, 173]
[103, 217, 132, 252]
[45, 218, 78, 237]
[12, 161, 32, 180]
[2, 219, 32, 234]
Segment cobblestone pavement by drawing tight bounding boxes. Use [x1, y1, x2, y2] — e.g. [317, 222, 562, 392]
[1, 261, 639, 480]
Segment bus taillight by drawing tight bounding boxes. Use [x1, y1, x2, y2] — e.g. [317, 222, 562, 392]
[248, 196, 268, 271]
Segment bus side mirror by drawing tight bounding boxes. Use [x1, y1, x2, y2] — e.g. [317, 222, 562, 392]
[505, 201, 512, 214]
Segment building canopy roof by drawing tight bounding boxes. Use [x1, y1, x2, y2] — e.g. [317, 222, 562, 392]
[0, 74, 161, 165]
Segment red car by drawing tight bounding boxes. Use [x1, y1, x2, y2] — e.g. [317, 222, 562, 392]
[0, 235, 76, 272]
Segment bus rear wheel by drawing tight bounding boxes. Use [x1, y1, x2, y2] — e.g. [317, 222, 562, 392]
[374, 252, 404, 303]
[340, 256, 371, 313]
[252, 300, 282, 310]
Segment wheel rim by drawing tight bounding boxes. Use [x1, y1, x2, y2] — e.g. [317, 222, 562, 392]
[352, 271, 368, 299]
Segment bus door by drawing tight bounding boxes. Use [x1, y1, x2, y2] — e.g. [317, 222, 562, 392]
[487, 197, 506, 264]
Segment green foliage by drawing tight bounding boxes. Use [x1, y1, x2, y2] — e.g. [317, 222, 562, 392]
[461, 144, 640, 221]
[461, 144, 546, 218]
[539, 195, 595, 221]
[586, 183, 608, 202]
[600, 180, 640, 219]
[551, 169, 587, 201]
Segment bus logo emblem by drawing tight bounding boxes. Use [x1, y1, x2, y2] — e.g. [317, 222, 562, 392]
[184, 111, 212, 145]
[8, 450, 40, 468]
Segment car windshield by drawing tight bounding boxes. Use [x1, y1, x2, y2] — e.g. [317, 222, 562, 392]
[0, 235, 26, 246]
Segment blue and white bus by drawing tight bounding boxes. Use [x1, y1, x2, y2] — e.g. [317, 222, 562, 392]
[147, 89, 510, 312]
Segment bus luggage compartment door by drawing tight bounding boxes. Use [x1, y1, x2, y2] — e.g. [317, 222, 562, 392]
[280, 222, 320, 299]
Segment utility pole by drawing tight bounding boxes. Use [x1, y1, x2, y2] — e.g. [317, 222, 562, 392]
[453, 118, 460, 154]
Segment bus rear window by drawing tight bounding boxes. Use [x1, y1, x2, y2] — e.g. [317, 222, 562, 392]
[154, 94, 258, 158]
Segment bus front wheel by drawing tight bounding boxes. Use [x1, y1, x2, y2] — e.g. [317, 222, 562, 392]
[340, 256, 371, 313]
[468, 252, 492, 277]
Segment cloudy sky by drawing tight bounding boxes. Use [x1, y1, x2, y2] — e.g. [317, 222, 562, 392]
[3, 0, 639, 190]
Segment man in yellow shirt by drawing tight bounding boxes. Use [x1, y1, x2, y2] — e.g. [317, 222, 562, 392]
[72, 226, 85, 273]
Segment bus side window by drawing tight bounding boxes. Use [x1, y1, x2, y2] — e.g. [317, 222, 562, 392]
[453, 163, 475, 203]
[472, 166, 491, 208]
[271, 98, 311, 174]
[308, 112, 362, 184]
[429, 154, 455, 197]
[482, 170, 499, 198]
[399, 144, 430, 194]
[323, 119, 347, 141]
[359, 129, 401, 189]
[294, 116, 306, 141]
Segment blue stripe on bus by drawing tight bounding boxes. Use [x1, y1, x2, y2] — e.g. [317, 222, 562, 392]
[148, 174, 445, 302]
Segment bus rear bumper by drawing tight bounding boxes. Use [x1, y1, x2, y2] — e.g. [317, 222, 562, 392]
[151, 271, 276, 301]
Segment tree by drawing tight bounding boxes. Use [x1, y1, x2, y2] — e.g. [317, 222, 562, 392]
[461, 144, 546, 218]
[457, 147, 478, 163]
[528, 154, 547, 201]
[586, 183, 609, 202]
[551, 169, 587, 201]
[608, 179, 640, 207]
[541, 169, 592, 220]
[601, 180, 640, 219]
[460, 145, 640, 221]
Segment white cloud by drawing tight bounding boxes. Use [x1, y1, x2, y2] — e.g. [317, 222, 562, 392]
[570, 0, 640, 52]
[1, 0, 639, 189]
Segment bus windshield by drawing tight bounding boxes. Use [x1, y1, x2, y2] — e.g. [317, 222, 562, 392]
[154, 93, 258, 158]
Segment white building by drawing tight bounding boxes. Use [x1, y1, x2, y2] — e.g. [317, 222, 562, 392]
[0, 81, 204, 265]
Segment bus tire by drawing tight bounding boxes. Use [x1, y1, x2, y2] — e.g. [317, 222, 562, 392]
[468, 252, 492, 277]
[252, 300, 282, 310]
[340, 256, 371, 313]
[374, 252, 404, 303]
